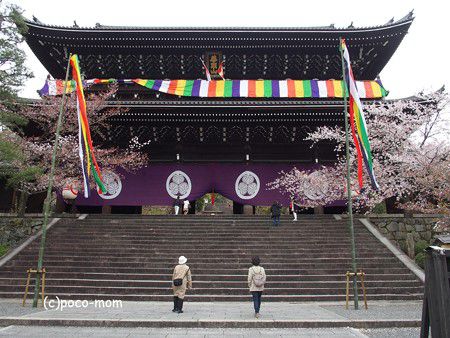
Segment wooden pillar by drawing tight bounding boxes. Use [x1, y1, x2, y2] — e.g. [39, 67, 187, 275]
[420, 248, 450, 337]
[102, 205, 112, 214]
[314, 206, 324, 214]
[243, 205, 253, 215]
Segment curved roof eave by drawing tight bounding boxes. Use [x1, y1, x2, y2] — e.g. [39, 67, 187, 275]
[23, 12, 414, 34]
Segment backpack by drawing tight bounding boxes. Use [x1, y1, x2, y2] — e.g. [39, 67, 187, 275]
[252, 267, 266, 287]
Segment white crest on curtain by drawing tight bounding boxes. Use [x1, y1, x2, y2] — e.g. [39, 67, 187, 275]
[235, 171, 260, 200]
[166, 170, 192, 199]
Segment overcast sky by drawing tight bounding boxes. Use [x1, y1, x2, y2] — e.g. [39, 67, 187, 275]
[10, 0, 450, 99]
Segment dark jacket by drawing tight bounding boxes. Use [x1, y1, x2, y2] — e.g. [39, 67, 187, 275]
[173, 198, 183, 207]
[270, 203, 281, 217]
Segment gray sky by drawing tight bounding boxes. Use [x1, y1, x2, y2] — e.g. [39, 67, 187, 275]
[10, 0, 450, 99]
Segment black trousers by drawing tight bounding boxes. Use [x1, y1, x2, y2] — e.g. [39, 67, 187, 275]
[251, 291, 262, 313]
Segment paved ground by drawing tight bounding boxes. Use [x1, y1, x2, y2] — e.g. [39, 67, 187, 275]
[0, 299, 422, 321]
[0, 326, 422, 337]
[0, 299, 425, 336]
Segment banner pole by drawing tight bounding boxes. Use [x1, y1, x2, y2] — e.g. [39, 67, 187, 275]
[32, 53, 72, 307]
[339, 38, 359, 310]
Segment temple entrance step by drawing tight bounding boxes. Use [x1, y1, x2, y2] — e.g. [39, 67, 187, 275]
[0, 216, 423, 302]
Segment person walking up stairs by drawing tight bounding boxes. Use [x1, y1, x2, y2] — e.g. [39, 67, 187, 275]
[248, 256, 266, 318]
[171, 256, 192, 313]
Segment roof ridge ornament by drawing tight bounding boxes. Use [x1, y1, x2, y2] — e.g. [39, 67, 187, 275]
[32, 15, 42, 24]
[398, 10, 414, 23]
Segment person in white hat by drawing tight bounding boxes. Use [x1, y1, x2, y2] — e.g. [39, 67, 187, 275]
[171, 255, 192, 313]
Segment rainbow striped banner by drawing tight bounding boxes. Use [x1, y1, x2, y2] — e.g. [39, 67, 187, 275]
[38, 79, 77, 96]
[132, 79, 387, 99]
[39, 78, 387, 99]
[341, 39, 379, 190]
[70, 55, 106, 198]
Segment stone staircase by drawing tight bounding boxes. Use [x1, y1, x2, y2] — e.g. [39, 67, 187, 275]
[0, 215, 423, 301]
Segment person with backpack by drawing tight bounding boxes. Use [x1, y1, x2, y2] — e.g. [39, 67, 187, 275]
[270, 201, 281, 226]
[172, 256, 192, 313]
[247, 256, 266, 318]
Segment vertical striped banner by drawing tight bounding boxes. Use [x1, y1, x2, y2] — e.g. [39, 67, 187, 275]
[240, 80, 248, 97]
[199, 80, 209, 97]
[191, 80, 201, 96]
[216, 80, 225, 97]
[255, 80, 264, 97]
[128, 79, 388, 99]
[248, 80, 256, 98]
[279, 80, 288, 97]
[224, 80, 233, 97]
[232, 80, 240, 97]
[263, 80, 272, 98]
[363, 81, 374, 98]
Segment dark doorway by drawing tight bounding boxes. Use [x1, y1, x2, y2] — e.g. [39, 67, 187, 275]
[76, 205, 102, 214]
[298, 207, 315, 214]
[324, 206, 347, 214]
[233, 201, 244, 214]
[111, 206, 142, 214]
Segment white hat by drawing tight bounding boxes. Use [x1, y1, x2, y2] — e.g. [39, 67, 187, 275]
[178, 256, 187, 265]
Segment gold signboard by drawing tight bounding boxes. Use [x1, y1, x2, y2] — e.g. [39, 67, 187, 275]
[204, 51, 222, 79]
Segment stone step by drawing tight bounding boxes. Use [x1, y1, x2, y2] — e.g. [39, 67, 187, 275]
[15, 292, 423, 302]
[18, 249, 391, 256]
[0, 284, 424, 295]
[48, 224, 363, 228]
[0, 215, 422, 302]
[47, 230, 371, 235]
[61, 218, 344, 227]
[9, 255, 400, 263]
[44, 232, 376, 238]
[52, 227, 360, 232]
[6, 260, 406, 269]
[0, 272, 417, 282]
[0, 266, 415, 275]
[73, 217, 337, 222]
[41, 240, 381, 246]
[0, 317, 422, 329]
[24, 241, 390, 248]
[0, 278, 422, 288]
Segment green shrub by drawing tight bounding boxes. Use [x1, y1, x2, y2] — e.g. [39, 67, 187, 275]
[0, 244, 9, 257]
[415, 240, 429, 255]
[372, 201, 387, 214]
[255, 206, 271, 215]
[415, 252, 426, 269]
[141, 206, 171, 215]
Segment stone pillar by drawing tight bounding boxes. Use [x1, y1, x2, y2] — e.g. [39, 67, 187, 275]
[102, 205, 112, 214]
[406, 233, 415, 259]
[243, 205, 254, 215]
[314, 206, 324, 214]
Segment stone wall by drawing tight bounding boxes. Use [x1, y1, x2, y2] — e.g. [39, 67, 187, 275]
[366, 214, 443, 254]
[0, 218, 43, 255]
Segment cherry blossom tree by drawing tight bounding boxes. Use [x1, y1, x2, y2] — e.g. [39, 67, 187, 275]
[4, 85, 148, 211]
[270, 89, 449, 230]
